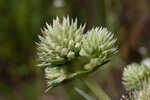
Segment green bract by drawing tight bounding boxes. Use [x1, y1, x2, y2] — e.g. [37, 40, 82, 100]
[36, 17, 117, 90]
[122, 63, 150, 91]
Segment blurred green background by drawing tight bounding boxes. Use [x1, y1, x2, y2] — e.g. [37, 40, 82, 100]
[1, 0, 150, 100]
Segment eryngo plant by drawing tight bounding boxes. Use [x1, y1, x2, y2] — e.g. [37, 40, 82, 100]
[122, 63, 150, 91]
[36, 17, 117, 90]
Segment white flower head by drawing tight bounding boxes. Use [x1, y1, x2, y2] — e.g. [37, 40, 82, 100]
[122, 63, 150, 90]
[37, 17, 85, 66]
[80, 27, 117, 70]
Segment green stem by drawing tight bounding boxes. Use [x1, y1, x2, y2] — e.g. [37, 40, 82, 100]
[64, 80, 83, 100]
[82, 77, 111, 100]
[74, 87, 96, 100]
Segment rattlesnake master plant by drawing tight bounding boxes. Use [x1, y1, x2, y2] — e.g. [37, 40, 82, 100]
[122, 63, 150, 91]
[36, 17, 117, 90]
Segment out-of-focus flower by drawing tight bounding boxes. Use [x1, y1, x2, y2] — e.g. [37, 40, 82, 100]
[141, 58, 150, 69]
[53, 0, 65, 8]
[130, 79, 150, 100]
[122, 63, 150, 91]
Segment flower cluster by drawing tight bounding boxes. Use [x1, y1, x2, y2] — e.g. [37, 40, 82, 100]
[36, 17, 117, 90]
[122, 63, 150, 91]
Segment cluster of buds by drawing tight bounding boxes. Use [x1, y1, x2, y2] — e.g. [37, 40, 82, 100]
[36, 17, 117, 90]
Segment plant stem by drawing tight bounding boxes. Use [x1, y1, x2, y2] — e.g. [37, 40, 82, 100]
[74, 87, 96, 100]
[64, 80, 83, 100]
[82, 77, 111, 100]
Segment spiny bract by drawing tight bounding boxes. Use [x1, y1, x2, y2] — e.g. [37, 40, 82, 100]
[36, 17, 117, 90]
[122, 63, 150, 91]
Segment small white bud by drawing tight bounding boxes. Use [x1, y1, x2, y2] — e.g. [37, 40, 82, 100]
[69, 40, 74, 46]
[76, 35, 81, 41]
[56, 46, 61, 51]
[57, 35, 61, 40]
[64, 38, 67, 43]
[51, 43, 56, 48]
[75, 43, 80, 48]
[56, 56, 61, 59]
[67, 51, 75, 59]
[61, 48, 68, 56]
[49, 50, 53, 53]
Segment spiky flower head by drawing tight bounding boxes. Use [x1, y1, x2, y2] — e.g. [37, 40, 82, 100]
[122, 63, 150, 91]
[129, 79, 150, 100]
[37, 17, 85, 66]
[80, 27, 117, 70]
[36, 17, 117, 90]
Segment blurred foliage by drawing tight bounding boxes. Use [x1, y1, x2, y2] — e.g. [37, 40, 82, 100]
[0, 0, 150, 100]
